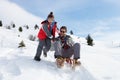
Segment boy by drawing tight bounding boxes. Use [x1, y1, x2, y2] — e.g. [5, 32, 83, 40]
[34, 12, 57, 61]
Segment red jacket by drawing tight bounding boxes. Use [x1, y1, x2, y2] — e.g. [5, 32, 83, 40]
[37, 20, 57, 40]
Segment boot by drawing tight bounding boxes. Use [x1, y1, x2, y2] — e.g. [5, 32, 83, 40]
[56, 57, 64, 68]
[43, 52, 47, 57]
[34, 56, 41, 61]
[72, 59, 81, 70]
[73, 59, 81, 66]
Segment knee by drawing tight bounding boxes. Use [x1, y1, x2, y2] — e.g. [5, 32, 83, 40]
[74, 43, 80, 48]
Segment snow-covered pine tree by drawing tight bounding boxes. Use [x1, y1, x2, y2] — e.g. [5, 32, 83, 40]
[24, 25, 29, 29]
[18, 40, 25, 48]
[0, 20, 2, 27]
[6, 26, 11, 29]
[11, 22, 16, 28]
[70, 30, 73, 35]
[86, 34, 94, 46]
[28, 35, 36, 41]
[18, 27, 23, 32]
[34, 24, 39, 30]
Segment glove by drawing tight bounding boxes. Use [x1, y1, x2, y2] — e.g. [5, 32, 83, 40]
[51, 37, 55, 42]
[48, 36, 53, 39]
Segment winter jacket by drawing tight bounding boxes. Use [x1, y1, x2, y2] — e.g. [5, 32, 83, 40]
[57, 35, 74, 49]
[37, 20, 57, 40]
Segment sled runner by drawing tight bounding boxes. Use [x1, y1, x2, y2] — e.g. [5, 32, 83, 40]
[56, 57, 81, 69]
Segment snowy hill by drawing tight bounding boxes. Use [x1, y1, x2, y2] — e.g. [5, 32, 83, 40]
[0, 24, 120, 80]
[0, 0, 42, 27]
[0, 0, 120, 80]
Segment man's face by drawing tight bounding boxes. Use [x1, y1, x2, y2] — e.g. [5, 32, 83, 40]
[60, 28, 66, 37]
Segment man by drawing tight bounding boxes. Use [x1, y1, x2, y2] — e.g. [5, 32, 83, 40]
[53, 26, 81, 68]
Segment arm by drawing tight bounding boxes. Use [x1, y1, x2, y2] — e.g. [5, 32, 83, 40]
[42, 23, 52, 38]
[62, 36, 74, 49]
[66, 37, 74, 47]
[52, 22, 57, 38]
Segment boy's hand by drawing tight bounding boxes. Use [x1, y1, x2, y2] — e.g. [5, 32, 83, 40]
[49, 36, 53, 39]
[51, 37, 55, 42]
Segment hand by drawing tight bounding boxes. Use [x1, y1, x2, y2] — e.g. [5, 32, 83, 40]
[51, 37, 55, 42]
[49, 36, 53, 39]
[63, 44, 70, 49]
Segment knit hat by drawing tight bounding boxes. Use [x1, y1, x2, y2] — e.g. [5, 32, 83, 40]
[47, 12, 54, 18]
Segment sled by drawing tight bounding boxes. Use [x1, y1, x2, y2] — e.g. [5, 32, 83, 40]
[56, 58, 81, 70]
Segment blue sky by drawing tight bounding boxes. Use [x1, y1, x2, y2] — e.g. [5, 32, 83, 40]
[10, 0, 120, 38]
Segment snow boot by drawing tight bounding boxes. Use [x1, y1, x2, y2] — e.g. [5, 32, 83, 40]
[72, 59, 81, 69]
[34, 56, 41, 61]
[56, 57, 64, 68]
[43, 52, 47, 57]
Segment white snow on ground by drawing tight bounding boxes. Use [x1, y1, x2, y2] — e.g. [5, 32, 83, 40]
[0, 27, 95, 80]
[0, 0, 42, 27]
[0, 26, 120, 80]
[0, 0, 120, 80]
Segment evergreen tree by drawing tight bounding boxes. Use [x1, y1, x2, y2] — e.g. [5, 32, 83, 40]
[12, 23, 15, 28]
[26, 25, 29, 29]
[70, 30, 73, 35]
[11, 22, 15, 28]
[18, 27, 23, 32]
[24, 25, 29, 29]
[18, 40, 26, 48]
[28, 34, 36, 41]
[0, 20, 3, 27]
[86, 34, 94, 46]
[18, 35, 20, 37]
[34, 24, 39, 30]
[6, 26, 11, 29]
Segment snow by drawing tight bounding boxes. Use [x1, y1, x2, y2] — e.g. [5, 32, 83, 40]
[0, 25, 120, 80]
[0, 0, 120, 80]
[0, 0, 42, 27]
[81, 45, 120, 80]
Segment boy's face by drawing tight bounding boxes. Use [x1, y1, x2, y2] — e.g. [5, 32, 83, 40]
[48, 17, 54, 23]
[60, 28, 66, 37]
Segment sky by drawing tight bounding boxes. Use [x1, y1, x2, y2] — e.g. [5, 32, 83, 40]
[4, 0, 120, 38]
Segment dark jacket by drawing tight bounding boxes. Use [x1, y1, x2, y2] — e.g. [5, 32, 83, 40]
[57, 35, 74, 49]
